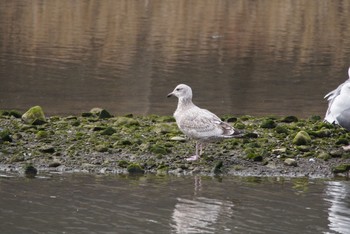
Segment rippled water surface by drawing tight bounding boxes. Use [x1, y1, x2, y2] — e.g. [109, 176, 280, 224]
[1, 0, 350, 117]
[0, 174, 350, 234]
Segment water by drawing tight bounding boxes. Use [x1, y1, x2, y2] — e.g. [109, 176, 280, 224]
[1, 0, 350, 117]
[0, 174, 349, 234]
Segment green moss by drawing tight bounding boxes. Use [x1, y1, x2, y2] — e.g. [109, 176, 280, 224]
[24, 164, 38, 178]
[332, 164, 350, 173]
[118, 160, 129, 168]
[260, 119, 276, 129]
[114, 117, 140, 127]
[292, 131, 311, 145]
[100, 127, 117, 136]
[22, 106, 46, 125]
[281, 116, 298, 123]
[127, 163, 145, 174]
[36, 130, 49, 139]
[336, 138, 349, 145]
[275, 125, 289, 134]
[95, 144, 108, 152]
[0, 129, 12, 142]
[317, 152, 331, 161]
[150, 144, 170, 155]
[211, 160, 224, 174]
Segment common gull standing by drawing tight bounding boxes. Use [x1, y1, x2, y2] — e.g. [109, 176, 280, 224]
[167, 84, 242, 161]
[324, 67, 350, 131]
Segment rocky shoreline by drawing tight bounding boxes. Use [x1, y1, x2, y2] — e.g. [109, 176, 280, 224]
[1, 106, 350, 178]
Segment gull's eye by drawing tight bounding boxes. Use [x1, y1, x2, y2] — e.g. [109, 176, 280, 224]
[176, 88, 182, 91]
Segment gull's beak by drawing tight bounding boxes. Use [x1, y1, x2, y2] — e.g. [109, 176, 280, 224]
[167, 92, 174, 98]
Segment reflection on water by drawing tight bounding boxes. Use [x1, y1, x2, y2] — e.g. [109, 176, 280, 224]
[325, 181, 350, 234]
[172, 197, 234, 233]
[1, 1, 350, 116]
[0, 174, 350, 234]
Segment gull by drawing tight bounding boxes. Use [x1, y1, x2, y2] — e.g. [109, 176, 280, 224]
[324, 67, 350, 131]
[167, 84, 242, 161]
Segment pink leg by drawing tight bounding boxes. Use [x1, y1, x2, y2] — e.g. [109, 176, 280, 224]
[186, 142, 201, 161]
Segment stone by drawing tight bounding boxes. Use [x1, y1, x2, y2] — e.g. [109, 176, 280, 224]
[260, 119, 277, 129]
[281, 116, 298, 123]
[284, 158, 297, 166]
[0, 129, 12, 142]
[22, 106, 46, 125]
[100, 127, 116, 136]
[292, 131, 311, 145]
[170, 136, 186, 142]
[127, 163, 145, 174]
[24, 164, 38, 178]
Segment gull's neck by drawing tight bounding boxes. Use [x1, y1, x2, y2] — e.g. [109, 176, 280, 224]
[177, 97, 195, 111]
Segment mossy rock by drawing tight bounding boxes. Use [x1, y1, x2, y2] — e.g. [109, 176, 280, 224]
[211, 160, 224, 174]
[317, 152, 331, 161]
[156, 116, 175, 123]
[152, 123, 178, 134]
[1, 110, 22, 118]
[0, 129, 12, 142]
[150, 144, 170, 155]
[114, 117, 140, 127]
[39, 145, 55, 153]
[292, 131, 311, 145]
[36, 130, 49, 139]
[95, 144, 109, 152]
[332, 164, 350, 173]
[127, 163, 145, 174]
[275, 125, 289, 134]
[260, 119, 276, 129]
[281, 116, 298, 123]
[22, 106, 46, 125]
[100, 127, 117, 136]
[24, 164, 38, 178]
[309, 129, 332, 138]
[118, 160, 129, 168]
[90, 108, 113, 119]
[335, 137, 349, 145]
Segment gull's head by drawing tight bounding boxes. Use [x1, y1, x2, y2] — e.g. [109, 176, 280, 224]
[167, 84, 193, 100]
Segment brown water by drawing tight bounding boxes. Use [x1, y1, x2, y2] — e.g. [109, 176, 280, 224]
[0, 174, 350, 234]
[1, 0, 350, 117]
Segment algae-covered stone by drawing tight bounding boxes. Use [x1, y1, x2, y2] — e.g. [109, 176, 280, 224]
[114, 117, 139, 126]
[150, 144, 169, 155]
[22, 106, 46, 125]
[39, 145, 55, 153]
[332, 164, 350, 174]
[127, 163, 145, 174]
[24, 164, 38, 178]
[260, 119, 276, 129]
[281, 116, 298, 123]
[36, 130, 49, 139]
[336, 137, 349, 145]
[100, 127, 116, 136]
[317, 152, 330, 161]
[152, 123, 177, 134]
[292, 131, 311, 145]
[90, 108, 112, 119]
[275, 125, 289, 134]
[0, 129, 12, 142]
[211, 161, 223, 174]
[95, 144, 108, 152]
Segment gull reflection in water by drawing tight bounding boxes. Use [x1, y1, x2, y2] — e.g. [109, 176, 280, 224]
[325, 181, 350, 233]
[171, 177, 234, 233]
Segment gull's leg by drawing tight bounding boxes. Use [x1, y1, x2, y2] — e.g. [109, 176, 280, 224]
[199, 142, 206, 156]
[186, 141, 200, 161]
